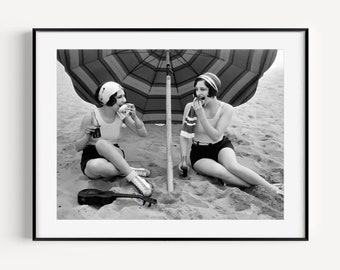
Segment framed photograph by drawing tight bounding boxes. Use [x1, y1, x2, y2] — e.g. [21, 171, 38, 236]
[33, 28, 308, 240]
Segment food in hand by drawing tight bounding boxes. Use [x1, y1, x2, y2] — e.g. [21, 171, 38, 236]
[119, 103, 133, 113]
[117, 103, 134, 120]
[195, 97, 206, 107]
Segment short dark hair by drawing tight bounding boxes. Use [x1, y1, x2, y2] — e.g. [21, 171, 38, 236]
[95, 83, 105, 106]
[193, 78, 217, 98]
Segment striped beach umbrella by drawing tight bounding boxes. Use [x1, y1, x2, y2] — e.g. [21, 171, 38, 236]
[57, 49, 277, 123]
[58, 49, 277, 192]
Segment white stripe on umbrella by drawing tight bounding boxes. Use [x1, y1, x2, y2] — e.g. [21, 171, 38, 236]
[250, 50, 264, 72]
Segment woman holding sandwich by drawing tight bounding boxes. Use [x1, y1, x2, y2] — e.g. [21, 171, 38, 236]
[75, 81, 153, 197]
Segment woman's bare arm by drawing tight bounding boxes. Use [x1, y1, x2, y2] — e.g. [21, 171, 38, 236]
[124, 114, 147, 137]
[179, 103, 193, 166]
[75, 114, 92, 152]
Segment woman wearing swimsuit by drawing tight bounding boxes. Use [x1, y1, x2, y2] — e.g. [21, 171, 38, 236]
[178, 72, 283, 195]
[75, 81, 153, 197]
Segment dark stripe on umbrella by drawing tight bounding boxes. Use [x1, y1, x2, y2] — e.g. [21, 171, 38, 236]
[237, 81, 260, 105]
[227, 73, 259, 105]
[223, 51, 258, 104]
[63, 50, 100, 106]
[235, 50, 277, 105]
[80, 51, 105, 85]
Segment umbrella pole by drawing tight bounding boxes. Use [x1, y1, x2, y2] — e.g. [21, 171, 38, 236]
[166, 51, 174, 192]
[166, 74, 174, 192]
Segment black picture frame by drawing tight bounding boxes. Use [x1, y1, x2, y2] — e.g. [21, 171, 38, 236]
[33, 28, 308, 241]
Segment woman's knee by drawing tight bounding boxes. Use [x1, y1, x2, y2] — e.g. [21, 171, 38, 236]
[219, 168, 251, 187]
[224, 162, 242, 175]
[194, 161, 227, 179]
[85, 159, 101, 174]
[95, 139, 110, 150]
[86, 159, 108, 174]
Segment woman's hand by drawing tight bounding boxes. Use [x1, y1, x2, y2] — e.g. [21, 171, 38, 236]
[178, 158, 189, 177]
[192, 99, 204, 118]
[84, 125, 97, 135]
[118, 103, 135, 120]
[75, 113, 94, 152]
[127, 103, 137, 119]
[123, 105, 147, 137]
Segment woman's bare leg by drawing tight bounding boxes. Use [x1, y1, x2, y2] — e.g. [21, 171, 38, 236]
[95, 139, 133, 176]
[84, 158, 120, 179]
[218, 148, 281, 193]
[193, 158, 251, 187]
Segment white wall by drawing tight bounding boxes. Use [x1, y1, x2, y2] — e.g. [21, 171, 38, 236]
[1, 0, 338, 269]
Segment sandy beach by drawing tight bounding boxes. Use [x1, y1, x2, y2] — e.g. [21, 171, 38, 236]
[57, 59, 284, 220]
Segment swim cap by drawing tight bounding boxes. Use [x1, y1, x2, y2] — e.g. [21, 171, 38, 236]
[197, 72, 221, 92]
[98, 81, 123, 105]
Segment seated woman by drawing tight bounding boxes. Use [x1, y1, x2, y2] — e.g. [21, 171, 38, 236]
[75, 81, 153, 197]
[178, 72, 283, 196]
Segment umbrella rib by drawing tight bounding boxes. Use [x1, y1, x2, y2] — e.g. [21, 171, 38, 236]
[175, 50, 225, 81]
[119, 50, 161, 82]
[177, 50, 221, 69]
[113, 50, 165, 114]
[174, 50, 201, 76]
[139, 51, 166, 114]
[103, 50, 151, 82]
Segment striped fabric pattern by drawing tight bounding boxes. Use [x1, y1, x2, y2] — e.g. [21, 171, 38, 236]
[180, 106, 197, 138]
